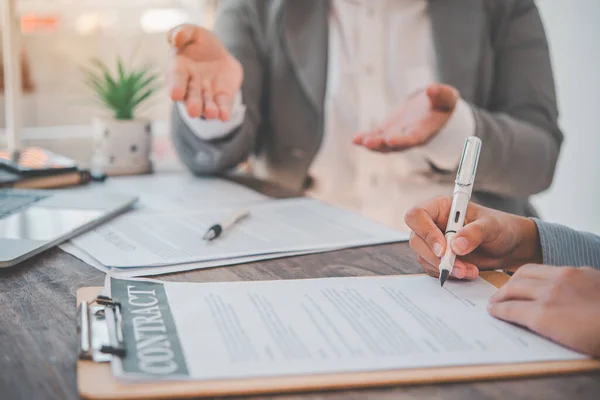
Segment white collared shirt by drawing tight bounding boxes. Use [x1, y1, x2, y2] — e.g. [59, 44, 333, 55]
[179, 0, 474, 231]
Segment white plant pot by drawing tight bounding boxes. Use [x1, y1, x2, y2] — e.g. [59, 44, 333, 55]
[91, 117, 153, 176]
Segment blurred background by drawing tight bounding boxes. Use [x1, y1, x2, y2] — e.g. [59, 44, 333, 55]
[0, 0, 217, 127]
[0, 0, 598, 233]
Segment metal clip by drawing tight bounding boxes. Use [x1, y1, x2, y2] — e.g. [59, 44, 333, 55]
[77, 296, 127, 362]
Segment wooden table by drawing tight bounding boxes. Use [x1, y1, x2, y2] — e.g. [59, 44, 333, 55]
[1, 178, 600, 400]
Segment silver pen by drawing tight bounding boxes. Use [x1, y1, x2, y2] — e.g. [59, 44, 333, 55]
[439, 136, 482, 287]
[203, 208, 250, 241]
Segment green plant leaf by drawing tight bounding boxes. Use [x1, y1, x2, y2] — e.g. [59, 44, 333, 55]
[81, 70, 107, 96]
[117, 57, 126, 82]
[90, 58, 113, 79]
[135, 74, 159, 93]
[82, 56, 162, 119]
[90, 59, 118, 92]
[131, 87, 159, 110]
[82, 77, 105, 96]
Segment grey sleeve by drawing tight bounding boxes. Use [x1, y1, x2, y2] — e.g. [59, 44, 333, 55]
[171, 0, 265, 175]
[533, 219, 600, 270]
[473, 0, 563, 197]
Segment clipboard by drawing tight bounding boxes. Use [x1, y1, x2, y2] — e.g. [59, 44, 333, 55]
[76, 272, 600, 399]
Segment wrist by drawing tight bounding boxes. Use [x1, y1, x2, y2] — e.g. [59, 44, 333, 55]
[513, 217, 543, 266]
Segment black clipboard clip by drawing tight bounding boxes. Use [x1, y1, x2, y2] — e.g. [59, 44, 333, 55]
[77, 295, 126, 362]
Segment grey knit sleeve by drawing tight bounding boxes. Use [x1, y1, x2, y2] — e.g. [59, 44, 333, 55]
[533, 219, 600, 269]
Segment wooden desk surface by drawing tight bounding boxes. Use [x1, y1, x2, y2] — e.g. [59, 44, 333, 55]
[1, 177, 599, 400]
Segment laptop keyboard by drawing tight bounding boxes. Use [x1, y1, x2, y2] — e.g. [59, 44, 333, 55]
[0, 191, 50, 219]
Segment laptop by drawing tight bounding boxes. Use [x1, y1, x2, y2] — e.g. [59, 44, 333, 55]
[0, 189, 137, 268]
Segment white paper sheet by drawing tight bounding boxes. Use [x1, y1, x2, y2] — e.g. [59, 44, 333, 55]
[60, 174, 270, 273]
[61, 241, 337, 278]
[107, 275, 587, 381]
[71, 198, 409, 268]
[64, 173, 268, 213]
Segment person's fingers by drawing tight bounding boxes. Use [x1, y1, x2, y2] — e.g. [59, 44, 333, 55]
[362, 132, 387, 150]
[212, 68, 242, 121]
[185, 77, 204, 118]
[489, 277, 547, 304]
[449, 262, 468, 279]
[168, 24, 202, 48]
[385, 125, 434, 149]
[487, 300, 538, 330]
[169, 62, 189, 101]
[411, 230, 478, 280]
[352, 131, 371, 145]
[405, 197, 452, 256]
[201, 81, 219, 120]
[167, 25, 181, 45]
[214, 93, 233, 121]
[381, 129, 420, 150]
[511, 264, 562, 280]
[409, 232, 441, 267]
[417, 255, 478, 280]
[417, 256, 440, 278]
[460, 260, 480, 279]
[426, 83, 459, 112]
[451, 217, 500, 256]
[411, 232, 480, 279]
[447, 259, 478, 280]
[382, 113, 447, 150]
[455, 252, 505, 271]
[353, 127, 386, 146]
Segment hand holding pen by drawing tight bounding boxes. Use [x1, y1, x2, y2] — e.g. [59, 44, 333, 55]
[404, 138, 543, 282]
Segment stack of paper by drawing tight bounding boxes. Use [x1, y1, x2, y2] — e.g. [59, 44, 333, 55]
[61, 174, 409, 277]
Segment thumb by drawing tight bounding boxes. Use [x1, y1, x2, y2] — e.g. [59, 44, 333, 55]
[426, 84, 459, 112]
[451, 218, 497, 256]
[168, 24, 203, 48]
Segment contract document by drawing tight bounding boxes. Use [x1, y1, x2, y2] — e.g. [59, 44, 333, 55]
[107, 275, 587, 381]
[71, 198, 409, 268]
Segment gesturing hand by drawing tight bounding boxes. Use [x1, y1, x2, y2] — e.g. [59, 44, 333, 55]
[488, 264, 600, 357]
[353, 83, 459, 152]
[168, 24, 243, 121]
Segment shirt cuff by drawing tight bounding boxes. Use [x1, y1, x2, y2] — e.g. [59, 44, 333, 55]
[420, 98, 476, 171]
[176, 91, 246, 141]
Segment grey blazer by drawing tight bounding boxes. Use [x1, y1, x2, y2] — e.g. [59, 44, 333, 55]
[171, 0, 563, 217]
[535, 220, 600, 270]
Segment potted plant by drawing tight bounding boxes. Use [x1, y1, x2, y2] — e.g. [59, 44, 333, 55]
[82, 57, 160, 176]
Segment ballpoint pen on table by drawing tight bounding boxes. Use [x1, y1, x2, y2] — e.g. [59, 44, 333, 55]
[203, 208, 250, 241]
[439, 136, 482, 287]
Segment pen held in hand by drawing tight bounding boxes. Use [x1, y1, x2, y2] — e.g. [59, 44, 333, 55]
[439, 136, 482, 287]
[203, 208, 250, 241]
